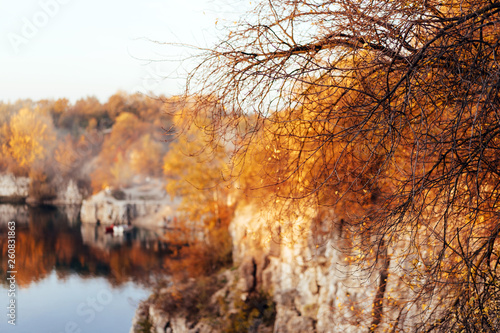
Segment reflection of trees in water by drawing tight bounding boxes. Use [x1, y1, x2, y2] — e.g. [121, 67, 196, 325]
[0, 205, 169, 288]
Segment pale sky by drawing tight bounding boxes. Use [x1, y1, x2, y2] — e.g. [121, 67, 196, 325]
[0, 0, 250, 102]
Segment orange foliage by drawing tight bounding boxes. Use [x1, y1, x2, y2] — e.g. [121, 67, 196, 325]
[2, 108, 55, 173]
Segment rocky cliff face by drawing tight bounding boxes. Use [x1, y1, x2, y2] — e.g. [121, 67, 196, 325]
[228, 206, 367, 332]
[0, 173, 85, 206]
[80, 182, 178, 227]
[133, 202, 422, 333]
[51, 179, 84, 205]
[80, 192, 167, 226]
[229, 205, 429, 332]
[0, 173, 29, 202]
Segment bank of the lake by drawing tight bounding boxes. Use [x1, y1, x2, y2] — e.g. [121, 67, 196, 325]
[0, 204, 172, 333]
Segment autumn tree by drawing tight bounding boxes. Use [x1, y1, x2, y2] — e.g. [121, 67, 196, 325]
[176, 0, 500, 331]
[90, 112, 145, 191]
[90, 108, 169, 192]
[130, 134, 164, 177]
[2, 108, 56, 175]
[162, 111, 233, 279]
[0, 94, 172, 199]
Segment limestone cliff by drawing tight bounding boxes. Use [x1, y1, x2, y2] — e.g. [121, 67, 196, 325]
[0, 173, 29, 203]
[226, 204, 378, 332]
[227, 204, 429, 332]
[133, 203, 424, 333]
[50, 179, 84, 205]
[0, 173, 86, 206]
[80, 181, 178, 227]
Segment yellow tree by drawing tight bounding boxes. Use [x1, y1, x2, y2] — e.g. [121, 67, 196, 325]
[129, 134, 164, 177]
[3, 108, 55, 173]
[90, 112, 148, 191]
[163, 112, 231, 224]
[162, 112, 233, 278]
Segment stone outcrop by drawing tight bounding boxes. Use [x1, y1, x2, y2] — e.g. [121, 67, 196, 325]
[0, 173, 29, 203]
[80, 181, 178, 227]
[130, 302, 216, 333]
[0, 203, 82, 227]
[132, 202, 423, 332]
[51, 179, 84, 205]
[27, 179, 86, 206]
[0, 173, 85, 206]
[227, 204, 424, 332]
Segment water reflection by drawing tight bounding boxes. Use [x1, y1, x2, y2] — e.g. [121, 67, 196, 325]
[0, 204, 169, 288]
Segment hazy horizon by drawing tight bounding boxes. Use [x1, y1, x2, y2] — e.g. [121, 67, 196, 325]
[0, 0, 249, 103]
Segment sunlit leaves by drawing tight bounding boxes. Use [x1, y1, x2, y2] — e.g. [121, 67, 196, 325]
[3, 108, 55, 171]
[180, 0, 500, 330]
[163, 113, 230, 224]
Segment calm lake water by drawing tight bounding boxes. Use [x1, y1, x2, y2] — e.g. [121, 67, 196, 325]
[0, 204, 170, 333]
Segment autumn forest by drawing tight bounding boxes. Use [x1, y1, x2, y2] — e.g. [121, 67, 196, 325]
[0, 93, 175, 198]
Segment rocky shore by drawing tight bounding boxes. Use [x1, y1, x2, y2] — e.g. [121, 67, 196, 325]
[0, 173, 178, 229]
[130, 202, 422, 333]
[80, 180, 179, 228]
[0, 173, 415, 332]
[0, 173, 29, 203]
[0, 173, 85, 205]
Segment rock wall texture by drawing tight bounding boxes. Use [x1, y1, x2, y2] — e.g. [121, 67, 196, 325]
[133, 203, 425, 333]
[0, 203, 79, 227]
[52, 179, 84, 205]
[130, 302, 216, 333]
[227, 204, 379, 333]
[0, 173, 29, 202]
[229, 204, 430, 332]
[0, 173, 85, 205]
[80, 183, 178, 227]
[80, 192, 165, 225]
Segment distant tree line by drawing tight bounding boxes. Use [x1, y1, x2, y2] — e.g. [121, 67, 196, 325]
[0, 92, 175, 200]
